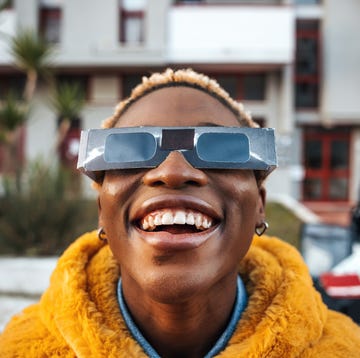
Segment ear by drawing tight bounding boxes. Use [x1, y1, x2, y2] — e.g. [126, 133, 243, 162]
[255, 185, 266, 227]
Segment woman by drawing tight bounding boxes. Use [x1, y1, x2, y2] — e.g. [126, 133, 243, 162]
[1, 69, 359, 357]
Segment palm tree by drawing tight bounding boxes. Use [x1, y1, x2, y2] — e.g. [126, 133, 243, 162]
[0, 94, 28, 190]
[0, 28, 53, 188]
[0, 94, 27, 142]
[10, 29, 53, 102]
[50, 82, 85, 152]
[49, 81, 85, 193]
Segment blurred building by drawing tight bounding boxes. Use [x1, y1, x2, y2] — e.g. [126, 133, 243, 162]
[1, 0, 359, 223]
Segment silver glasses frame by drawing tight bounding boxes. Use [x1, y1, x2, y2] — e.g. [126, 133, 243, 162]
[77, 126, 277, 181]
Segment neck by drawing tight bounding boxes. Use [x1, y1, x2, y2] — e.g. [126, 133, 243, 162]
[120, 274, 239, 358]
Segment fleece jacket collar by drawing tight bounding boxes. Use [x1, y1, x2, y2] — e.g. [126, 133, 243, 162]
[1, 231, 360, 357]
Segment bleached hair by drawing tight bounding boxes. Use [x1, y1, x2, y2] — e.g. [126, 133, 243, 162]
[102, 68, 258, 128]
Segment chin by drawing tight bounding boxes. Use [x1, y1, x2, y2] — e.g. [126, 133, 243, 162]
[140, 269, 210, 304]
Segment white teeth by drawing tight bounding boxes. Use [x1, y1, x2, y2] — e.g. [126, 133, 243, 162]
[148, 216, 154, 227]
[174, 211, 186, 224]
[154, 216, 162, 226]
[204, 219, 211, 229]
[139, 209, 214, 232]
[187, 213, 195, 225]
[195, 214, 202, 229]
[162, 212, 173, 225]
[202, 219, 208, 230]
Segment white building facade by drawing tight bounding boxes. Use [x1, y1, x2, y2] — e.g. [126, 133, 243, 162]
[1, 0, 359, 220]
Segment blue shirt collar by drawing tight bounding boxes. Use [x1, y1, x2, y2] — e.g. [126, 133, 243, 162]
[117, 276, 247, 358]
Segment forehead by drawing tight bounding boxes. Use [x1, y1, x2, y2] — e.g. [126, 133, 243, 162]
[115, 86, 240, 128]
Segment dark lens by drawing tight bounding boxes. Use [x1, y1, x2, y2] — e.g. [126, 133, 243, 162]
[161, 128, 194, 150]
[196, 133, 250, 163]
[104, 133, 156, 163]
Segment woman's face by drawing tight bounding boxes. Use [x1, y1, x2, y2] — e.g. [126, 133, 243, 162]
[98, 87, 265, 302]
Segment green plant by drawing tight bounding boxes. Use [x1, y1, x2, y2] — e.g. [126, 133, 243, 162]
[51, 82, 85, 120]
[10, 29, 53, 101]
[50, 81, 85, 152]
[265, 202, 303, 249]
[0, 28, 53, 190]
[0, 93, 27, 137]
[0, 94, 28, 190]
[0, 160, 98, 255]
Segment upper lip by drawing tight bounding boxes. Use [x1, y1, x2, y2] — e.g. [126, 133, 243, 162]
[130, 194, 222, 224]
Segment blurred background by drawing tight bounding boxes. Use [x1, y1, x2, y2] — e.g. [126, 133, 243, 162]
[0, 0, 359, 327]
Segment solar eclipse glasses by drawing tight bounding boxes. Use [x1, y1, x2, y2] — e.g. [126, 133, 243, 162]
[77, 126, 277, 182]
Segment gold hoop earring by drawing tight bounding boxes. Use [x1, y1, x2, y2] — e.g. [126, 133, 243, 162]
[255, 221, 269, 236]
[97, 227, 107, 242]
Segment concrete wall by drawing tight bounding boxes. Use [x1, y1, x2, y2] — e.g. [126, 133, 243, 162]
[0, 8, 15, 63]
[167, 5, 294, 63]
[56, 0, 168, 66]
[320, 0, 360, 202]
[14, 0, 38, 29]
[322, 0, 360, 123]
[62, 0, 119, 54]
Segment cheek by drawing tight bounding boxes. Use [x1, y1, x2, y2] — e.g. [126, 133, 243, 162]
[99, 185, 122, 223]
[99, 191, 130, 265]
[218, 172, 259, 213]
[102, 172, 141, 202]
[98, 183, 129, 244]
[217, 174, 259, 252]
[98, 174, 145, 263]
[99, 171, 143, 225]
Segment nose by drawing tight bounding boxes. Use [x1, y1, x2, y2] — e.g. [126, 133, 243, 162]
[142, 151, 208, 188]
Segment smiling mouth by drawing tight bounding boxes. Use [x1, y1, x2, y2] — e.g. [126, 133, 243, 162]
[138, 208, 215, 234]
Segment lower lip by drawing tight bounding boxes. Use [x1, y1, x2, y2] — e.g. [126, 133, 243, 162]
[133, 225, 220, 251]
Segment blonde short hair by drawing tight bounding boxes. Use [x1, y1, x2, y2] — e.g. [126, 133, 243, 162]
[102, 68, 258, 129]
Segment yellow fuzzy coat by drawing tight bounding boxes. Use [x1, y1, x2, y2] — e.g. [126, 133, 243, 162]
[1, 231, 360, 357]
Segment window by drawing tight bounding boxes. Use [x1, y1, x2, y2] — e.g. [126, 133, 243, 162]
[174, 0, 204, 4]
[295, 20, 321, 109]
[122, 74, 142, 98]
[243, 74, 266, 100]
[215, 76, 237, 98]
[56, 75, 89, 100]
[252, 117, 266, 128]
[295, 82, 318, 108]
[121, 74, 146, 98]
[39, 2, 62, 43]
[214, 74, 266, 101]
[303, 127, 350, 201]
[0, 75, 26, 100]
[119, 0, 146, 44]
[0, 0, 13, 9]
[295, 0, 321, 4]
